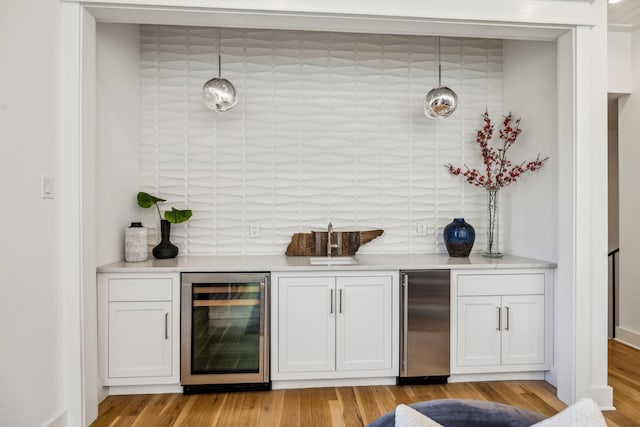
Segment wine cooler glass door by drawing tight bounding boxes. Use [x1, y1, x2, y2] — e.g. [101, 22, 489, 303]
[181, 272, 269, 388]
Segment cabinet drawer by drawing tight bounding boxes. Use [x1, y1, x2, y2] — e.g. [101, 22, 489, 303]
[457, 274, 544, 296]
[108, 278, 173, 302]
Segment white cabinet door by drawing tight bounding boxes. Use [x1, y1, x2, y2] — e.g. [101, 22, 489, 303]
[336, 276, 392, 371]
[108, 301, 173, 378]
[457, 295, 502, 367]
[501, 295, 545, 365]
[278, 276, 336, 372]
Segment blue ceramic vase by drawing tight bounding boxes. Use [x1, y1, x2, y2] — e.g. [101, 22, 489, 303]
[443, 218, 475, 257]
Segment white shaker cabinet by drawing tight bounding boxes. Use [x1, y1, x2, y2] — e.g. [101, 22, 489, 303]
[271, 271, 399, 386]
[277, 276, 336, 373]
[336, 275, 393, 372]
[98, 273, 181, 392]
[451, 270, 552, 375]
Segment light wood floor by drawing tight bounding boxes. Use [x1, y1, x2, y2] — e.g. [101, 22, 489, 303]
[91, 340, 640, 426]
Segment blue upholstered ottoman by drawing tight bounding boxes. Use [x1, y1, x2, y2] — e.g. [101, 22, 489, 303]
[368, 399, 547, 427]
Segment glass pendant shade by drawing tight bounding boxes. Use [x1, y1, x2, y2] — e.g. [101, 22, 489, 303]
[424, 37, 458, 119]
[203, 76, 237, 112]
[203, 29, 237, 112]
[423, 85, 458, 119]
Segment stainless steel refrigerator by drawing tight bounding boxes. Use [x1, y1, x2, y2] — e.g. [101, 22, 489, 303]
[398, 270, 450, 385]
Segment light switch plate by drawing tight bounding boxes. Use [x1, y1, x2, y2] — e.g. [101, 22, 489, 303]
[249, 223, 260, 238]
[41, 176, 54, 199]
[416, 222, 428, 236]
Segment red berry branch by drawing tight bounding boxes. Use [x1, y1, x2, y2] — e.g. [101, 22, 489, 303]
[446, 111, 548, 191]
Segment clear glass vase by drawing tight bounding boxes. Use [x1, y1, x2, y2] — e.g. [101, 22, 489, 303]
[484, 189, 502, 257]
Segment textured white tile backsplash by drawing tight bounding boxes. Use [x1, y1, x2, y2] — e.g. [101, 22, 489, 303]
[140, 26, 502, 255]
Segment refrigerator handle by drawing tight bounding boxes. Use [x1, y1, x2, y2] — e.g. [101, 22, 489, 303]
[401, 273, 409, 377]
[261, 275, 270, 383]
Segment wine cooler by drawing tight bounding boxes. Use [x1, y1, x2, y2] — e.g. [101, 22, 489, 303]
[180, 272, 270, 393]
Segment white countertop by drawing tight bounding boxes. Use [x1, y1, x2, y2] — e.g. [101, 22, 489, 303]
[97, 253, 556, 273]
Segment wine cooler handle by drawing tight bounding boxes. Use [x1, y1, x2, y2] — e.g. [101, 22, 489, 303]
[164, 312, 169, 339]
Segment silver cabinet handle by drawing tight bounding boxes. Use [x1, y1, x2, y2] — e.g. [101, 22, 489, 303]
[165, 312, 169, 339]
[496, 306, 501, 331]
[505, 306, 510, 331]
[330, 289, 334, 314]
[339, 289, 343, 313]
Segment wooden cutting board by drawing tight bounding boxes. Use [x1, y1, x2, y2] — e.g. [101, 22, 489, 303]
[285, 229, 383, 256]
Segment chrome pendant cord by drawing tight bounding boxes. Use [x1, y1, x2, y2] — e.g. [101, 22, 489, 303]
[437, 37, 442, 87]
[217, 28, 222, 78]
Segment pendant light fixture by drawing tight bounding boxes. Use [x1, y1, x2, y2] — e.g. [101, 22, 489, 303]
[203, 28, 238, 112]
[423, 37, 458, 119]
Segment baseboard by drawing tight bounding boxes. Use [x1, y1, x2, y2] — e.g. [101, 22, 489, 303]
[46, 410, 67, 427]
[98, 385, 109, 404]
[272, 376, 396, 390]
[107, 384, 183, 395]
[588, 384, 614, 411]
[544, 366, 557, 387]
[448, 371, 545, 383]
[614, 326, 640, 349]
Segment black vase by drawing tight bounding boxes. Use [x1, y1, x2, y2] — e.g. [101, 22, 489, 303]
[152, 219, 179, 259]
[443, 218, 475, 257]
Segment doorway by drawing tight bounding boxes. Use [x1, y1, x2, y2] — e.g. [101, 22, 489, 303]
[608, 94, 621, 339]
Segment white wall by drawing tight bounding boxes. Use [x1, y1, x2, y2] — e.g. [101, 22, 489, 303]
[617, 27, 640, 348]
[502, 40, 558, 262]
[608, 31, 632, 94]
[96, 23, 142, 266]
[0, 1, 66, 426]
[136, 26, 510, 256]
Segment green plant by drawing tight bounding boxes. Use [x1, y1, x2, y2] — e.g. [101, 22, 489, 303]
[137, 192, 193, 224]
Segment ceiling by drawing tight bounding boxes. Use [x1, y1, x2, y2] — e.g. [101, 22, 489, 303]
[609, 0, 640, 31]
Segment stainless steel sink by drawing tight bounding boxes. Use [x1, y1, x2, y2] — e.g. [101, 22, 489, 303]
[309, 256, 357, 265]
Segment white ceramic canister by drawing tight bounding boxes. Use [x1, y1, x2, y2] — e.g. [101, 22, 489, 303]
[125, 222, 148, 262]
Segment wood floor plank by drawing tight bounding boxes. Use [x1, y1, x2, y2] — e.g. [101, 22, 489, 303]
[129, 393, 191, 427]
[171, 395, 197, 427]
[105, 395, 155, 427]
[174, 393, 226, 426]
[91, 340, 640, 427]
[354, 386, 386, 425]
[257, 389, 285, 427]
[92, 395, 138, 427]
[335, 386, 365, 427]
[328, 399, 345, 427]
[299, 387, 334, 427]
[278, 389, 301, 427]
[130, 394, 170, 427]
[383, 385, 412, 405]
[507, 382, 562, 416]
[156, 394, 191, 426]
[439, 381, 484, 401]
[365, 385, 400, 420]
[488, 381, 533, 410]
[524, 381, 566, 415]
[215, 391, 263, 427]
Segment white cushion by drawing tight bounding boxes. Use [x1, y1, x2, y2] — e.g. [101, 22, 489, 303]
[395, 404, 443, 427]
[531, 398, 607, 426]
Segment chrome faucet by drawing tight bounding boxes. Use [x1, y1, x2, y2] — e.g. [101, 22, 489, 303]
[327, 222, 339, 257]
